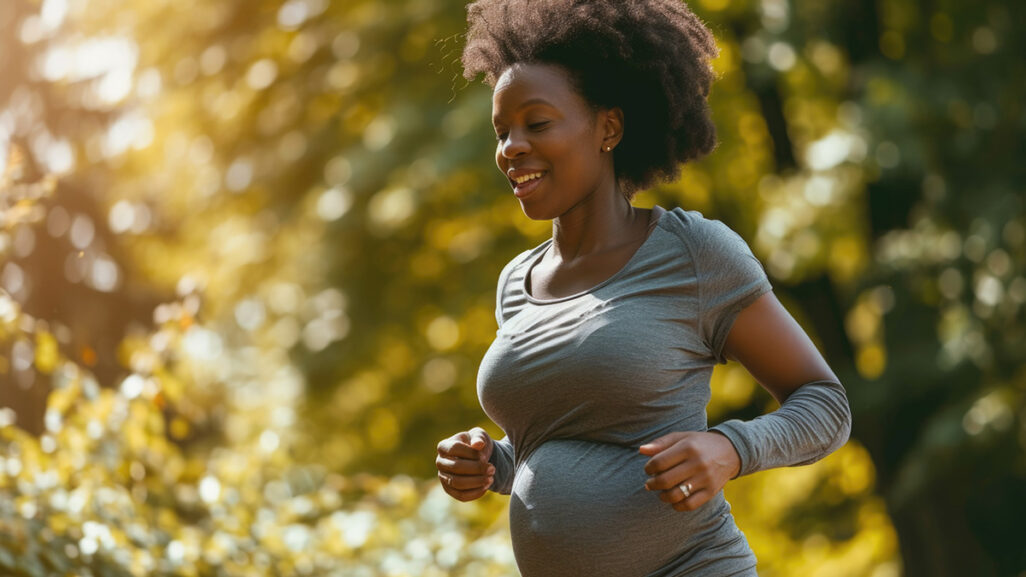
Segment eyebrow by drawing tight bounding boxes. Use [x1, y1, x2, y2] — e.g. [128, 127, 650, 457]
[492, 98, 556, 124]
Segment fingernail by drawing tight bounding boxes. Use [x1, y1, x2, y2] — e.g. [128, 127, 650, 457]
[487, 466, 495, 475]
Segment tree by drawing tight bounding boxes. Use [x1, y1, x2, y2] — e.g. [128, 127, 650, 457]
[4, 0, 1022, 574]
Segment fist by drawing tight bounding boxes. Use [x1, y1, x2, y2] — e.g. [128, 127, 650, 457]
[435, 427, 496, 502]
[638, 431, 741, 511]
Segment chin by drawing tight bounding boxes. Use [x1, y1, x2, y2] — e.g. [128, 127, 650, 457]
[518, 200, 558, 222]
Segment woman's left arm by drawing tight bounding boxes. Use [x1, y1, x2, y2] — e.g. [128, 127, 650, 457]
[640, 291, 852, 510]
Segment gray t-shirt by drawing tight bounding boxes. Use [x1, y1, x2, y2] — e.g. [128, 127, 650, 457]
[477, 207, 850, 576]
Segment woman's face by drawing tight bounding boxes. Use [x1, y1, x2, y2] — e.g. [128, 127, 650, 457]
[491, 63, 619, 220]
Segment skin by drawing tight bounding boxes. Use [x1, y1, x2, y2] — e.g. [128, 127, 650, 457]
[435, 63, 839, 509]
[490, 62, 658, 300]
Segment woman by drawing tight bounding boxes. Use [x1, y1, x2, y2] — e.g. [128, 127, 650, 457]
[434, 1, 852, 575]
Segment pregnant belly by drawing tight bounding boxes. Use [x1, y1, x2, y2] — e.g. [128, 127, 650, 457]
[509, 439, 747, 577]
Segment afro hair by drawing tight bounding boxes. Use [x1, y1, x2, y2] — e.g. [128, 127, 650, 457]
[461, 0, 720, 198]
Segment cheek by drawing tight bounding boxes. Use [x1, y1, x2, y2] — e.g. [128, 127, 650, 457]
[562, 151, 607, 195]
[554, 141, 600, 178]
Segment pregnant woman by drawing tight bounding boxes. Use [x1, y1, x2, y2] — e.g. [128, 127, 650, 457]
[435, 1, 852, 575]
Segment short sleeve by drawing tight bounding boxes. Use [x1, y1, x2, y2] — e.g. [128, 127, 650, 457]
[493, 248, 534, 329]
[695, 219, 772, 364]
[494, 259, 516, 329]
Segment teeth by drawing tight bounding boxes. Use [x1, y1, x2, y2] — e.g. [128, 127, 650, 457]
[513, 172, 543, 185]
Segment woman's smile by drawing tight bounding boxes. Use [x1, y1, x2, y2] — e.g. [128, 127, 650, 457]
[509, 169, 548, 198]
[491, 63, 616, 220]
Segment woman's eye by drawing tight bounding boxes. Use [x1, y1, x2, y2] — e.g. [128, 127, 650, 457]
[494, 122, 547, 141]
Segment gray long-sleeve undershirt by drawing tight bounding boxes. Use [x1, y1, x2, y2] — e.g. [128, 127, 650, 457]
[709, 379, 851, 478]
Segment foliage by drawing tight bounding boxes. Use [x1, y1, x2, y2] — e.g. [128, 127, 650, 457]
[1, 146, 517, 576]
[1, 0, 1023, 575]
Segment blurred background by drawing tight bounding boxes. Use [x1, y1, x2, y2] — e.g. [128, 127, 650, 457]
[1, 0, 1024, 575]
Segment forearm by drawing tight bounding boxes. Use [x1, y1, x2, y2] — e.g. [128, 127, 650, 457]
[709, 379, 852, 477]
[487, 435, 516, 494]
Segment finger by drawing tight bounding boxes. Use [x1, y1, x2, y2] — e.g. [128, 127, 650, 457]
[644, 460, 699, 492]
[436, 456, 496, 477]
[468, 427, 490, 452]
[642, 436, 696, 475]
[437, 435, 481, 460]
[438, 470, 493, 488]
[637, 432, 686, 456]
[447, 485, 491, 502]
[441, 472, 495, 491]
[439, 431, 471, 448]
[671, 487, 711, 512]
[439, 472, 494, 498]
[657, 477, 705, 504]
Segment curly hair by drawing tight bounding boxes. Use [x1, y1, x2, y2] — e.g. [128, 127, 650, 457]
[461, 0, 720, 198]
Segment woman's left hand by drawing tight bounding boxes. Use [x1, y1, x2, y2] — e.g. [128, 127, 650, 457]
[638, 431, 741, 511]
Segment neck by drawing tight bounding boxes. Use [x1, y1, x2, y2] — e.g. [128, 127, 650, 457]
[549, 188, 644, 262]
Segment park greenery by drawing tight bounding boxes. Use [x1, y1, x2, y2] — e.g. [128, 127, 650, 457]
[1, 0, 1023, 575]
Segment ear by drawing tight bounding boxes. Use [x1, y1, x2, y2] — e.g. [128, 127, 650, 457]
[599, 106, 624, 152]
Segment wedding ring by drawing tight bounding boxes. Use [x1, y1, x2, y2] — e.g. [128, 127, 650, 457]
[679, 482, 692, 499]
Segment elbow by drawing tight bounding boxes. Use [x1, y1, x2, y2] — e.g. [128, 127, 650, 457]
[823, 383, 852, 456]
[795, 379, 852, 459]
[826, 402, 852, 455]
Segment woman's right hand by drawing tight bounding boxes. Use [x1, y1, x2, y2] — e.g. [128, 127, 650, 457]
[435, 427, 496, 501]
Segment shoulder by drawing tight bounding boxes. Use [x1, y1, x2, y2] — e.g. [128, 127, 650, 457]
[494, 238, 550, 301]
[493, 240, 550, 328]
[657, 207, 752, 258]
[659, 206, 709, 230]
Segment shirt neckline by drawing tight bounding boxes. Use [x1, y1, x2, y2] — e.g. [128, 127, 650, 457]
[521, 206, 668, 305]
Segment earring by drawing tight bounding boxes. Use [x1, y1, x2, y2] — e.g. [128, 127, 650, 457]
[604, 145, 612, 152]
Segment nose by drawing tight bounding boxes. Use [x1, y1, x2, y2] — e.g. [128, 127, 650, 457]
[499, 128, 529, 159]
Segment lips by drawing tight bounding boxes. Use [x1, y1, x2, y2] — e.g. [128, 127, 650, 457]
[507, 169, 547, 199]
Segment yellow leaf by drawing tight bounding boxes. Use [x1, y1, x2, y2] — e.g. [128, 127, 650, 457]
[35, 330, 59, 375]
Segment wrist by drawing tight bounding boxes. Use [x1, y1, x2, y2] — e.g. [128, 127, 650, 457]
[708, 428, 742, 480]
